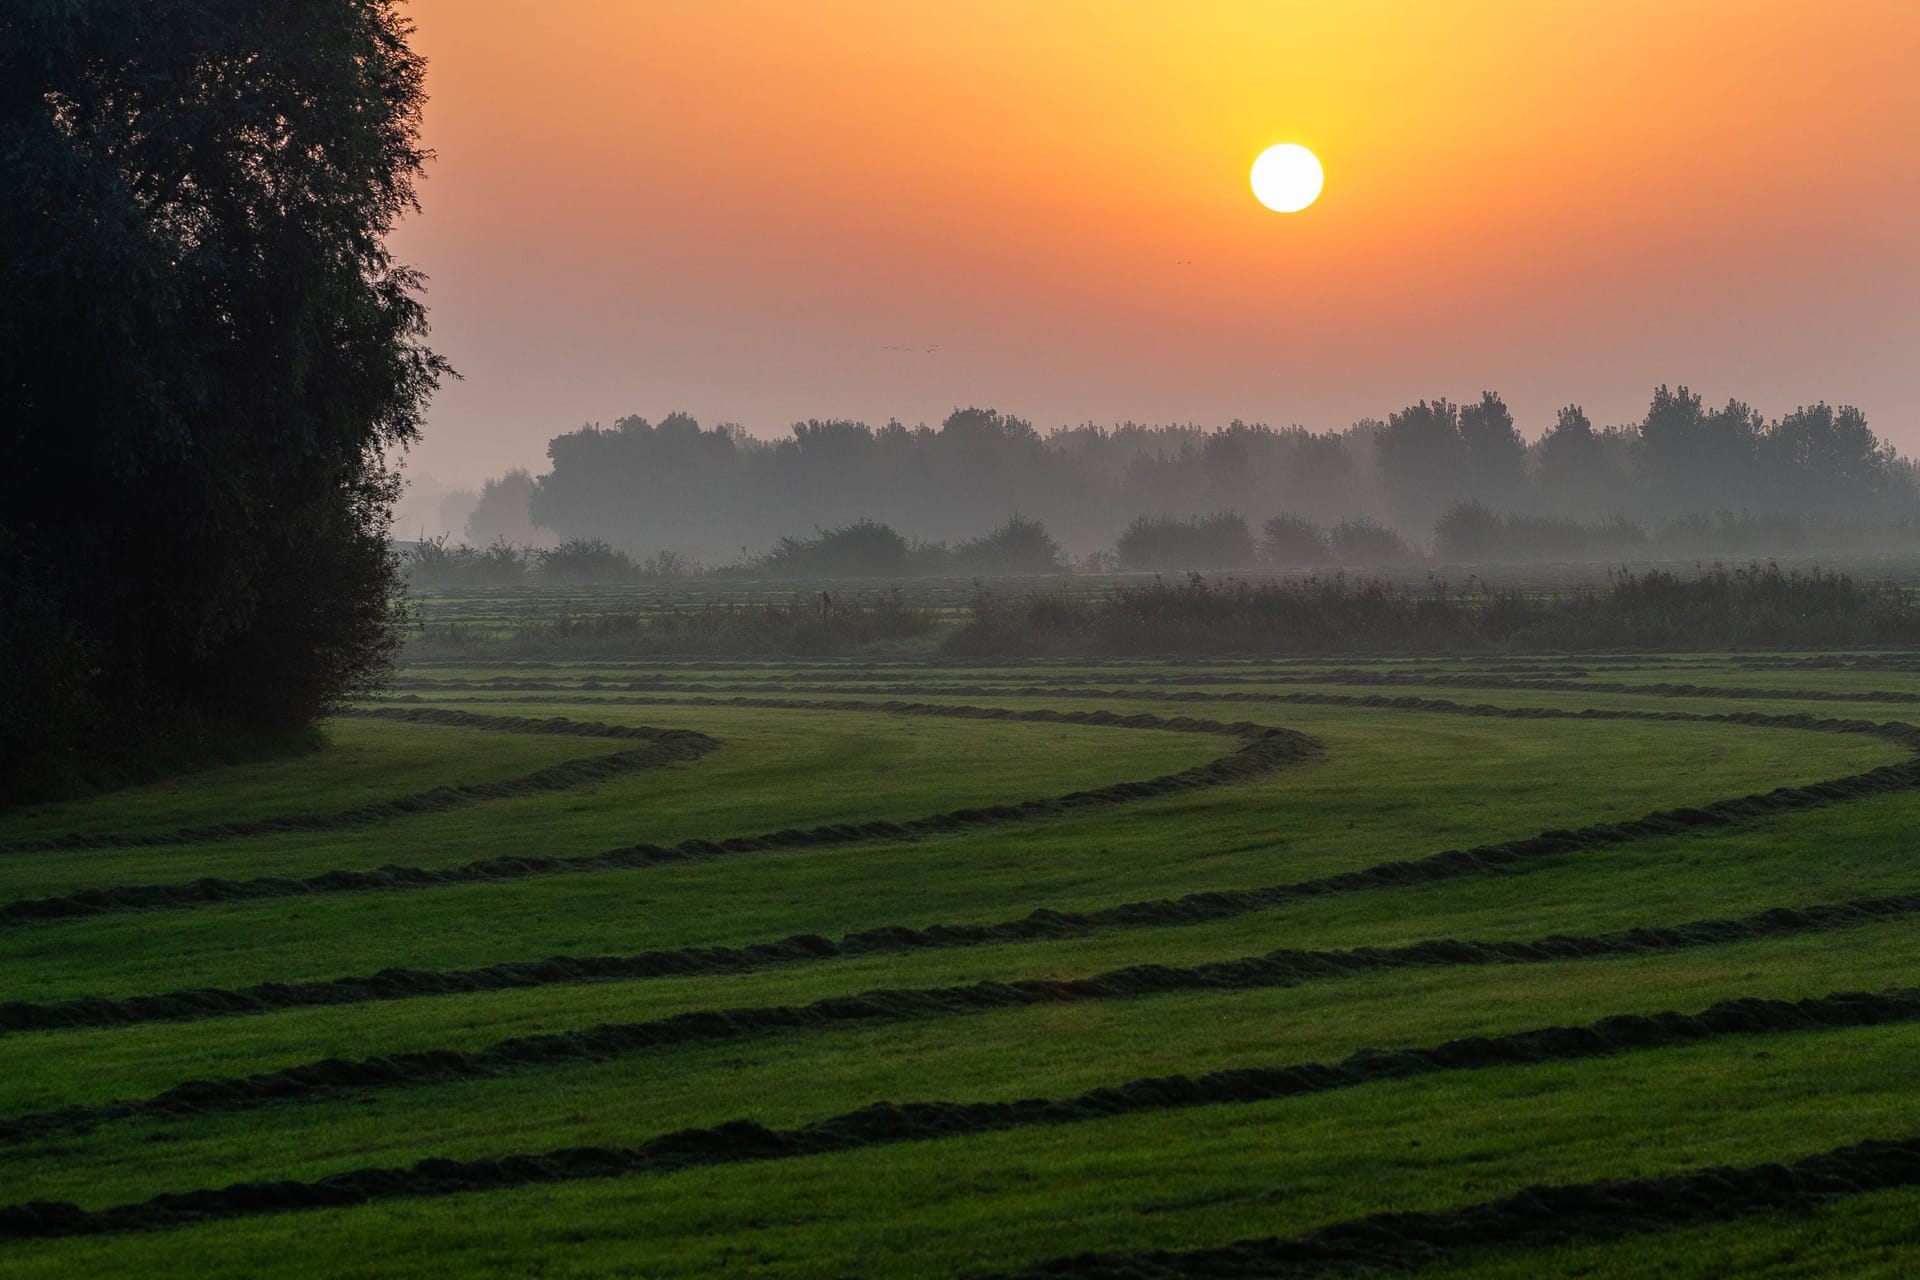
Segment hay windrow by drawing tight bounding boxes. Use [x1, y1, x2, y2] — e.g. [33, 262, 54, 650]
[6, 755, 1919, 1034]
[2, 988, 1915, 1241]
[994, 1135, 1920, 1278]
[0, 707, 1318, 927]
[0, 710, 720, 856]
[6, 894, 1916, 1143]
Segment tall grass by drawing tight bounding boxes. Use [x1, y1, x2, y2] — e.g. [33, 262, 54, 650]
[409, 590, 936, 658]
[944, 563, 1920, 656]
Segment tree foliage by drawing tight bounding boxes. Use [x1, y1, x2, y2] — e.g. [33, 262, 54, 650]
[510, 388, 1916, 564]
[0, 0, 444, 799]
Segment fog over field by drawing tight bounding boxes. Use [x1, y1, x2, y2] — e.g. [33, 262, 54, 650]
[400, 391, 1920, 574]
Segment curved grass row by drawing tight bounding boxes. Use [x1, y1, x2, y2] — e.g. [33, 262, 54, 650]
[0, 709, 1315, 927]
[3, 988, 1911, 1243]
[7, 746, 1917, 1033]
[992, 1133, 1920, 1280]
[8, 889, 1916, 1147]
[0, 711, 719, 855]
[9, 655, 1919, 1277]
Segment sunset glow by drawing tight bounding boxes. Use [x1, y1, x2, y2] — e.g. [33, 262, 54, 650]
[391, 0, 1920, 483]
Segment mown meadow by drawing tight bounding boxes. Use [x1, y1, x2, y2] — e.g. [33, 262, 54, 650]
[5, 648, 1920, 1276]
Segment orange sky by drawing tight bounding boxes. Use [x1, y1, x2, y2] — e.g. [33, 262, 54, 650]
[392, 0, 1920, 484]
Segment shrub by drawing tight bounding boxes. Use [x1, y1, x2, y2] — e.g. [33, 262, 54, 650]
[756, 519, 913, 577]
[639, 549, 698, 580]
[1329, 518, 1418, 564]
[1432, 501, 1505, 559]
[538, 538, 635, 583]
[1260, 514, 1332, 566]
[1434, 501, 1647, 561]
[1117, 513, 1257, 570]
[947, 515, 1067, 575]
[405, 536, 533, 586]
[941, 562, 1920, 656]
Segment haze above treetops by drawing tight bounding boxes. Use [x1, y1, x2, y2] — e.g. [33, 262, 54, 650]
[392, 0, 1920, 486]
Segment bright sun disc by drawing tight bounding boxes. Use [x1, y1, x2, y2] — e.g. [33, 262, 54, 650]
[1250, 143, 1324, 213]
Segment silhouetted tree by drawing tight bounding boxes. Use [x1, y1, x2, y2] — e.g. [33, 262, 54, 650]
[521, 392, 1918, 566]
[1534, 405, 1608, 517]
[1457, 391, 1527, 510]
[1, 0, 444, 799]
[466, 468, 547, 546]
[1375, 399, 1467, 531]
[1635, 386, 1762, 514]
[1760, 403, 1896, 516]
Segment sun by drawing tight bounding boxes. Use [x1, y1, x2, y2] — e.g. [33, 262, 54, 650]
[1250, 143, 1324, 213]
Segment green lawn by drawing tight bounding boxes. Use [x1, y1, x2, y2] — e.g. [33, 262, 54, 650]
[0, 717, 626, 843]
[0, 705, 1224, 897]
[3, 652, 1918, 1277]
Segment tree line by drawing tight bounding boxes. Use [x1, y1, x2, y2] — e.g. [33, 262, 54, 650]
[481, 392, 1918, 562]
[410, 498, 1920, 587]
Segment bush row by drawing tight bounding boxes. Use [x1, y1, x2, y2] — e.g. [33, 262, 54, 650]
[409, 591, 936, 659]
[944, 563, 1920, 656]
[409, 505, 1920, 587]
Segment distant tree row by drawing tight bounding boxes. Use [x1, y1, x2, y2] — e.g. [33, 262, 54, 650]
[408, 498, 1920, 588]
[408, 516, 1065, 584]
[472, 391, 1917, 562]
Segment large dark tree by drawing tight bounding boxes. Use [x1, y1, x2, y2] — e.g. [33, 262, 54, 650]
[1, 1, 445, 798]
[1375, 399, 1466, 531]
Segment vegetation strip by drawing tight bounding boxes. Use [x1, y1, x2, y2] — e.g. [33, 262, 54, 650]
[991, 1134, 1920, 1279]
[0, 710, 719, 856]
[378, 687, 1920, 749]
[389, 668, 1920, 705]
[1, 989, 1914, 1242]
[1311, 668, 1920, 704]
[0, 709, 1317, 927]
[9, 750, 1920, 1034]
[6, 893, 1917, 1144]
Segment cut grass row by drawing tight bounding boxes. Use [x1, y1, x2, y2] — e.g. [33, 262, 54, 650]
[3, 921, 1915, 1211]
[1, 711, 1905, 1005]
[0, 771, 1912, 1128]
[395, 679, 1920, 735]
[0, 711, 1312, 924]
[1410, 1184, 1920, 1279]
[6, 780, 1919, 1119]
[6, 1017, 1917, 1278]
[8, 989, 1915, 1242]
[12, 656, 1920, 1277]
[0, 712, 719, 855]
[987, 1133, 1920, 1279]
[0, 704, 1233, 898]
[0, 718, 639, 845]
[13, 741, 1920, 1034]
[11, 891, 1920, 1152]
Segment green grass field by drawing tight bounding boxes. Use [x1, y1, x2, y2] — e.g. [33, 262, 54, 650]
[4, 652, 1919, 1276]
